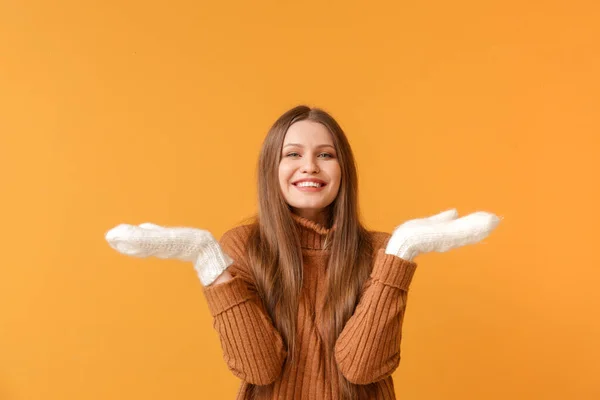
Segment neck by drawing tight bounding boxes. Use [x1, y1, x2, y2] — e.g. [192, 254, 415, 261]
[290, 212, 335, 250]
[291, 208, 329, 227]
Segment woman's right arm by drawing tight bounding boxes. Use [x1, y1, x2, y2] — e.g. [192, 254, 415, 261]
[201, 226, 287, 385]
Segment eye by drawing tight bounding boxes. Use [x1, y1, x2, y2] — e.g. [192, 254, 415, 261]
[319, 153, 334, 158]
[285, 152, 300, 157]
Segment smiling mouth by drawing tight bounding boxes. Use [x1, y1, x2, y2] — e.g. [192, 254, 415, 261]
[293, 182, 326, 188]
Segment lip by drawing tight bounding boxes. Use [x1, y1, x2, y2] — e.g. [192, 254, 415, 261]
[292, 178, 327, 186]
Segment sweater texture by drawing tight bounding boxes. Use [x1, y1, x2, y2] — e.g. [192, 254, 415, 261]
[202, 214, 418, 399]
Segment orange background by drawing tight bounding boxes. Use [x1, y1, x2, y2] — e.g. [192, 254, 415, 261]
[1, 1, 599, 399]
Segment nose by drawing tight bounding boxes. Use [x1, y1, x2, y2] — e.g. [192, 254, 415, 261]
[301, 156, 320, 174]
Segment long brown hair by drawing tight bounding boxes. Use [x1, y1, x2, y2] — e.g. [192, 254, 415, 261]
[247, 105, 377, 399]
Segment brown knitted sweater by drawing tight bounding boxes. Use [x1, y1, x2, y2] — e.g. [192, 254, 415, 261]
[202, 214, 418, 399]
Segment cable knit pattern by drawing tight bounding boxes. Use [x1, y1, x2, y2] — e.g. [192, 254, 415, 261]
[202, 216, 417, 399]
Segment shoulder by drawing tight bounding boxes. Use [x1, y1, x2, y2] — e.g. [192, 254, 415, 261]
[219, 224, 254, 263]
[218, 223, 257, 281]
[366, 230, 392, 252]
[219, 223, 254, 258]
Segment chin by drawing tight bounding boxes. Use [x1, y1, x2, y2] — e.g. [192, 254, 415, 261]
[291, 199, 333, 211]
[291, 203, 325, 210]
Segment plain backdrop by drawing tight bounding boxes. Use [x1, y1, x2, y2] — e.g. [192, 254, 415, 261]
[1, 0, 599, 399]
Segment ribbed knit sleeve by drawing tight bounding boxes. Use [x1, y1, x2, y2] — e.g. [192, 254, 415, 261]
[334, 248, 417, 385]
[201, 226, 287, 385]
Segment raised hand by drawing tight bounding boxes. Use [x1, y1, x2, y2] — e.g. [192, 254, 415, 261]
[105, 222, 233, 286]
[385, 209, 501, 261]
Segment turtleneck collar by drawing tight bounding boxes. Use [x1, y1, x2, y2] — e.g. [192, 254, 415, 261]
[291, 213, 335, 250]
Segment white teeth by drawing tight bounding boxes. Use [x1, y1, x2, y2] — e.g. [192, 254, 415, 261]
[296, 182, 322, 188]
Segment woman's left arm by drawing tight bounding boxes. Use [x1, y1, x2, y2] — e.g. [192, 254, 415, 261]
[333, 249, 416, 385]
[334, 209, 501, 385]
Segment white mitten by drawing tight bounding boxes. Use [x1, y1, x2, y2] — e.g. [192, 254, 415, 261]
[105, 223, 233, 286]
[385, 209, 501, 261]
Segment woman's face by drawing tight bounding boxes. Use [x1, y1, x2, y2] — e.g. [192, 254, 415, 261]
[278, 120, 341, 224]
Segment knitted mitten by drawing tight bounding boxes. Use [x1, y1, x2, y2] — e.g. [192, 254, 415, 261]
[105, 222, 233, 286]
[385, 209, 501, 261]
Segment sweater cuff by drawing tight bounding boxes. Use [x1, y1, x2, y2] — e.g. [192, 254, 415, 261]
[202, 275, 253, 316]
[371, 249, 418, 291]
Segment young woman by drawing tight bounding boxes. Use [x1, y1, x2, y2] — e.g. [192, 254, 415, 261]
[106, 105, 500, 399]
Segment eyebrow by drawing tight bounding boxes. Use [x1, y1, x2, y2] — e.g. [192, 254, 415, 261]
[283, 143, 335, 149]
